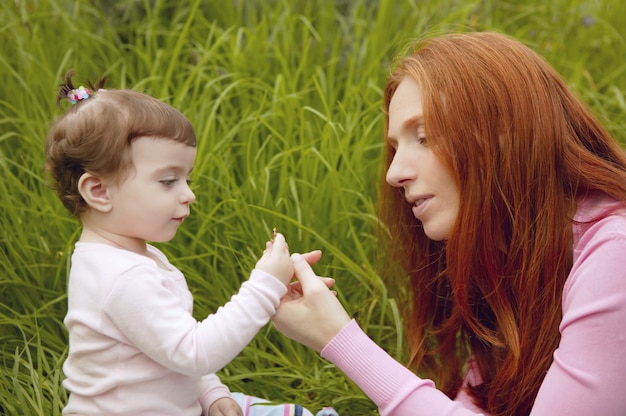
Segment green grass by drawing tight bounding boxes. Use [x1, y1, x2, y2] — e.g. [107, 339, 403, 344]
[1, 0, 625, 414]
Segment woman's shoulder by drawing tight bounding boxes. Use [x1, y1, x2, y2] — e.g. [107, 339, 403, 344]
[567, 193, 626, 298]
[573, 192, 626, 246]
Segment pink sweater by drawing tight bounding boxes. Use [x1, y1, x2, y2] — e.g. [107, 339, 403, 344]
[322, 193, 626, 415]
[62, 243, 287, 416]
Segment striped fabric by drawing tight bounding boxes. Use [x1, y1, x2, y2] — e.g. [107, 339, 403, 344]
[231, 393, 314, 416]
[315, 408, 339, 416]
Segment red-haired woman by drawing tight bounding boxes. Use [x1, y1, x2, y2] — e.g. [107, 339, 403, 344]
[273, 31, 626, 415]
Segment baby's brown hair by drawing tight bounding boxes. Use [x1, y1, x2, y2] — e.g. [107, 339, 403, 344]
[45, 71, 196, 216]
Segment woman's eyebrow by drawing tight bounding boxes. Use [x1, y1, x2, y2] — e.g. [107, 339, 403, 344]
[403, 115, 424, 131]
[387, 115, 424, 143]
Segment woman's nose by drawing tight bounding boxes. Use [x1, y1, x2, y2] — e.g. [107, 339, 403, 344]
[386, 151, 414, 187]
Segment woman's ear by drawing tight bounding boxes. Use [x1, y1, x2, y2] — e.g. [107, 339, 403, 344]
[78, 172, 112, 213]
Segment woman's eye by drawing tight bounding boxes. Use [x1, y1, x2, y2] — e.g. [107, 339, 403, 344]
[417, 135, 428, 146]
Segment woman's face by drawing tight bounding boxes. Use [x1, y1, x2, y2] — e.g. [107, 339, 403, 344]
[385, 76, 460, 241]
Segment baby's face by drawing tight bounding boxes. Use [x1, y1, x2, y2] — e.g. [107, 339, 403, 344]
[104, 136, 196, 246]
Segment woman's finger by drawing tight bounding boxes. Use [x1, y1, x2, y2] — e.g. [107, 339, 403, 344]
[290, 253, 325, 292]
[300, 249, 322, 266]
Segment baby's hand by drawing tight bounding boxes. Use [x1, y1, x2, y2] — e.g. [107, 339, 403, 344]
[208, 397, 243, 416]
[255, 232, 294, 286]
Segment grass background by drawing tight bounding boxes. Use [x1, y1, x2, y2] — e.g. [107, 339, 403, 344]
[1, 0, 625, 414]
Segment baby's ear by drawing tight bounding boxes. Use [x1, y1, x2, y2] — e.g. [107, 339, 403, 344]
[78, 173, 112, 213]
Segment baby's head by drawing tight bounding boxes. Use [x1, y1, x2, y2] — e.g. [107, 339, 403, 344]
[45, 72, 196, 216]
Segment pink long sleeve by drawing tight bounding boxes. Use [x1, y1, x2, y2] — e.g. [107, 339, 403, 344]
[322, 194, 626, 415]
[530, 195, 626, 414]
[322, 320, 485, 416]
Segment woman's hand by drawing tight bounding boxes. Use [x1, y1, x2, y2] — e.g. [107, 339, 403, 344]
[272, 253, 351, 352]
[208, 397, 243, 416]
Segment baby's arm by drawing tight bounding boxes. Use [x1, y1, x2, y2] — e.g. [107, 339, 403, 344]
[104, 234, 295, 376]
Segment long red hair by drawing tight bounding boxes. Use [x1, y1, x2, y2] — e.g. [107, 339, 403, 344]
[379, 31, 626, 415]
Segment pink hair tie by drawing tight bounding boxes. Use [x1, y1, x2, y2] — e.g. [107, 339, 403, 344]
[67, 86, 91, 105]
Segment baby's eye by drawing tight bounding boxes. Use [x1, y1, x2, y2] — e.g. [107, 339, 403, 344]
[160, 179, 177, 187]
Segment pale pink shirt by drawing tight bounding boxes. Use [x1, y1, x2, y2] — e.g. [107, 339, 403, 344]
[62, 243, 287, 416]
[322, 193, 626, 415]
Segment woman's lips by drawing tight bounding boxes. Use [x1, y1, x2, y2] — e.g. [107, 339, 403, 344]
[411, 196, 432, 218]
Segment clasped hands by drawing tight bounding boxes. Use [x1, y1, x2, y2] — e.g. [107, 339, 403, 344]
[207, 233, 352, 416]
[255, 233, 352, 352]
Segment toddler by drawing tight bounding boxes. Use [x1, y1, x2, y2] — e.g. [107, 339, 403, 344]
[45, 72, 317, 416]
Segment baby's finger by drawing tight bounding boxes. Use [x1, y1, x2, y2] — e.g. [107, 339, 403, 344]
[261, 240, 272, 256]
[270, 233, 289, 253]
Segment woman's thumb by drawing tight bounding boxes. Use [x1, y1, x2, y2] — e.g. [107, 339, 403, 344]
[291, 253, 316, 284]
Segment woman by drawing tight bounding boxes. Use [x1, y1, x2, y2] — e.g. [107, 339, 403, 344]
[273, 31, 626, 415]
